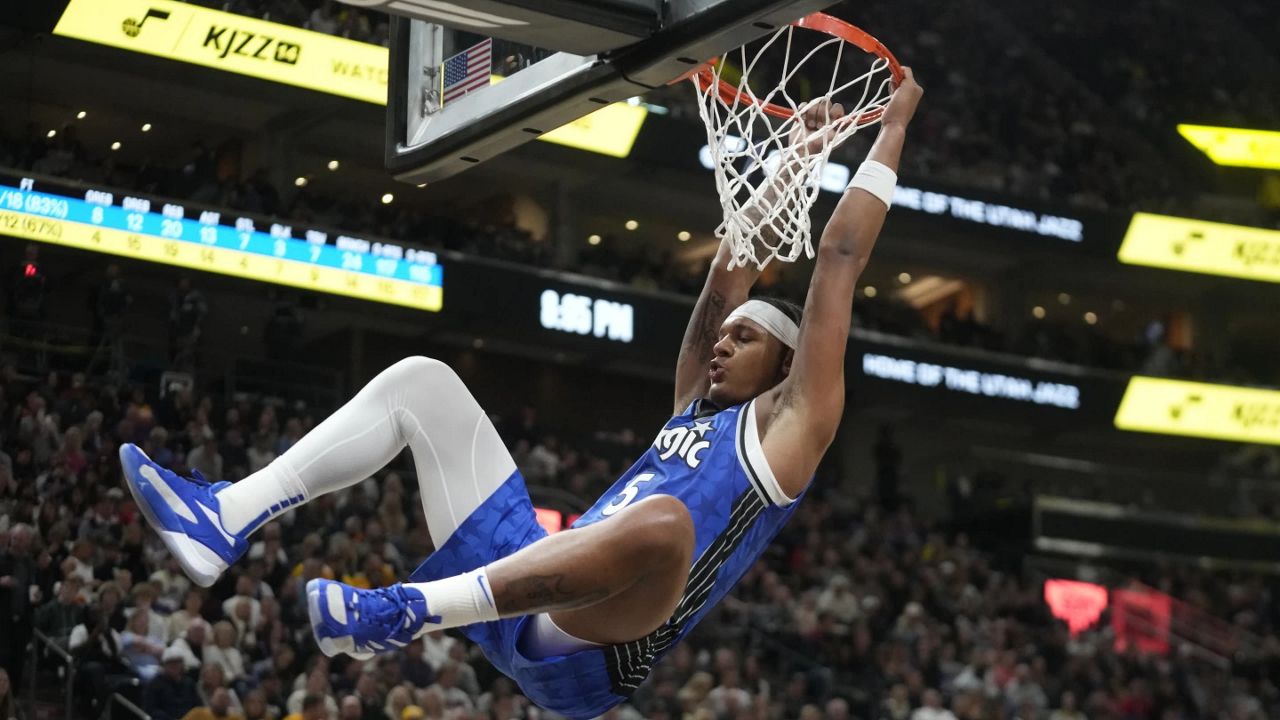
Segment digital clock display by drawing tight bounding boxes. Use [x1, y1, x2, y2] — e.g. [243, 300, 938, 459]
[0, 173, 442, 311]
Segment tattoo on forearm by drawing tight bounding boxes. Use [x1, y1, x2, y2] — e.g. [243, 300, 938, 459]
[685, 290, 727, 355]
[495, 573, 610, 613]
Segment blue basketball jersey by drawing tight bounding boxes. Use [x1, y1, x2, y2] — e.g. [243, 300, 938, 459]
[410, 396, 806, 718]
[572, 397, 806, 695]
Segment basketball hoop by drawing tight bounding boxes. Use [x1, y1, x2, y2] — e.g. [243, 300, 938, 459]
[686, 13, 903, 269]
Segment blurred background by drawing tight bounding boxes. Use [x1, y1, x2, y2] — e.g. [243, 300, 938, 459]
[1, 0, 1279, 719]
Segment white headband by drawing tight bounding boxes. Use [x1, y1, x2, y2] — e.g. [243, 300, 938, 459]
[726, 299, 800, 350]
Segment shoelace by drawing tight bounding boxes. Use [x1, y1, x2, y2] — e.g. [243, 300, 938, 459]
[348, 586, 422, 640]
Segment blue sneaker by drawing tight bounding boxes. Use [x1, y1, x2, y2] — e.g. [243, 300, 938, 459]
[306, 579, 440, 659]
[119, 443, 248, 587]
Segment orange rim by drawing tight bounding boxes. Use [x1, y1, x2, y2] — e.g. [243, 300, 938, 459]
[682, 12, 904, 124]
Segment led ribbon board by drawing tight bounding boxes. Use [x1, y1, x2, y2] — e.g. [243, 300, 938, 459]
[1118, 213, 1280, 283]
[1114, 376, 1280, 445]
[1178, 125, 1280, 170]
[0, 176, 442, 311]
[54, 0, 389, 104]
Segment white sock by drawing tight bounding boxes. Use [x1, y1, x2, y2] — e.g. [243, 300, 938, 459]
[215, 461, 308, 536]
[406, 569, 500, 631]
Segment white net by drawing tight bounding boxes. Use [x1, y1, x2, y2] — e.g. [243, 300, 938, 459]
[692, 19, 897, 270]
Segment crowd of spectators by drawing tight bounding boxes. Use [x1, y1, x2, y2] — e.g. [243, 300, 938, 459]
[0, 357, 1278, 720]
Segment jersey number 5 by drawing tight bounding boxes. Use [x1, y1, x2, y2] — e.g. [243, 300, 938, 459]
[601, 473, 655, 517]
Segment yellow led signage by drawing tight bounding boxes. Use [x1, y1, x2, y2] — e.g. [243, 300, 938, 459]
[54, 2, 647, 157]
[538, 102, 648, 158]
[54, 0, 389, 104]
[1114, 376, 1280, 446]
[1178, 124, 1280, 170]
[1117, 213, 1280, 283]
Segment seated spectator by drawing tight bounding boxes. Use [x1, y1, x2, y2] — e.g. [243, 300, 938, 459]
[1049, 691, 1086, 720]
[707, 667, 752, 717]
[203, 620, 246, 681]
[97, 580, 128, 633]
[427, 661, 474, 715]
[182, 687, 243, 720]
[354, 671, 386, 718]
[34, 573, 83, 647]
[145, 648, 202, 720]
[169, 618, 209, 672]
[881, 683, 912, 720]
[69, 604, 132, 717]
[283, 693, 328, 720]
[384, 685, 414, 720]
[65, 540, 96, 587]
[400, 638, 435, 688]
[198, 664, 244, 717]
[421, 629, 455, 672]
[120, 608, 167, 681]
[169, 588, 207, 642]
[444, 643, 479, 698]
[127, 583, 171, 645]
[151, 556, 192, 614]
[241, 689, 271, 720]
[911, 689, 959, 720]
[288, 670, 339, 719]
[346, 552, 394, 589]
[222, 574, 264, 642]
[336, 694, 361, 720]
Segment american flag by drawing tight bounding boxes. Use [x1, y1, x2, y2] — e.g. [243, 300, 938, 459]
[442, 38, 492, 104]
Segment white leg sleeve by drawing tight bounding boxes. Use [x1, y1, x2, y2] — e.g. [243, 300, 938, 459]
[216, 356, 516, 547]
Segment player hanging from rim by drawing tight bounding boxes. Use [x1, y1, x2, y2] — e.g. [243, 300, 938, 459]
[120, 69, 922, 720]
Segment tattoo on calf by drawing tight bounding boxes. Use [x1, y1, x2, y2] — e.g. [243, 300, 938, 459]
[496, 574, 610, 612]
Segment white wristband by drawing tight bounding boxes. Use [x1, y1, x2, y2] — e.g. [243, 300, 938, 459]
[847, 160, 897, 208]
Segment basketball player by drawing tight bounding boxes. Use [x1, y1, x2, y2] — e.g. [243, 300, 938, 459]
[121, 69, 922, 719]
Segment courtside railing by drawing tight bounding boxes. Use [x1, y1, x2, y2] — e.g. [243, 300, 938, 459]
[26, 629, 75, 720]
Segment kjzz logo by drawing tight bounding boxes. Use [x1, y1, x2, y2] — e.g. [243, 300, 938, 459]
[122, 8, 170, 38]
[203, 26, 301, 65]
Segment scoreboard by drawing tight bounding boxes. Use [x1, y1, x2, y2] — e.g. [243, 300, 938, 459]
[0, 173, 443, 311]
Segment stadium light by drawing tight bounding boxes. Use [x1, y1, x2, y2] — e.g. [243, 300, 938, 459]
[1084, 312, 1098, 325]
[111, 141, 121, 151]
[381, 193, 394, 204]
[1178, 124, 1280, 170]
[328, 160, 340, 171]
[897, 272, 911, 284]
[625, 220, 639, 231]
[587, 234, 602, 245]
[1032, 306, 1046, 319]
[295, 177, 308, 187]
[677, 230, 691, 242]
[1057, 292, 1071, 305]
[76, 111, 87, 119]
[864, 286, 877, 298]
[46, 130, 56, 138]
[141, 123, 152, 132]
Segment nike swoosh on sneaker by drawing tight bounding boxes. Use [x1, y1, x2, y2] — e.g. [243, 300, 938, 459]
[195, 501, 238, 546]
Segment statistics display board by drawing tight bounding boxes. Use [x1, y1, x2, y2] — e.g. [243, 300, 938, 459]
[0, 173, 442, 311]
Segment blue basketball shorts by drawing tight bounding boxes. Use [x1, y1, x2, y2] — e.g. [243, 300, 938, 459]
[409, 470, 629, 719]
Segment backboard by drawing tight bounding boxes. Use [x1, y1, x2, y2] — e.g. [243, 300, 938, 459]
[343, 0, 836, 184]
